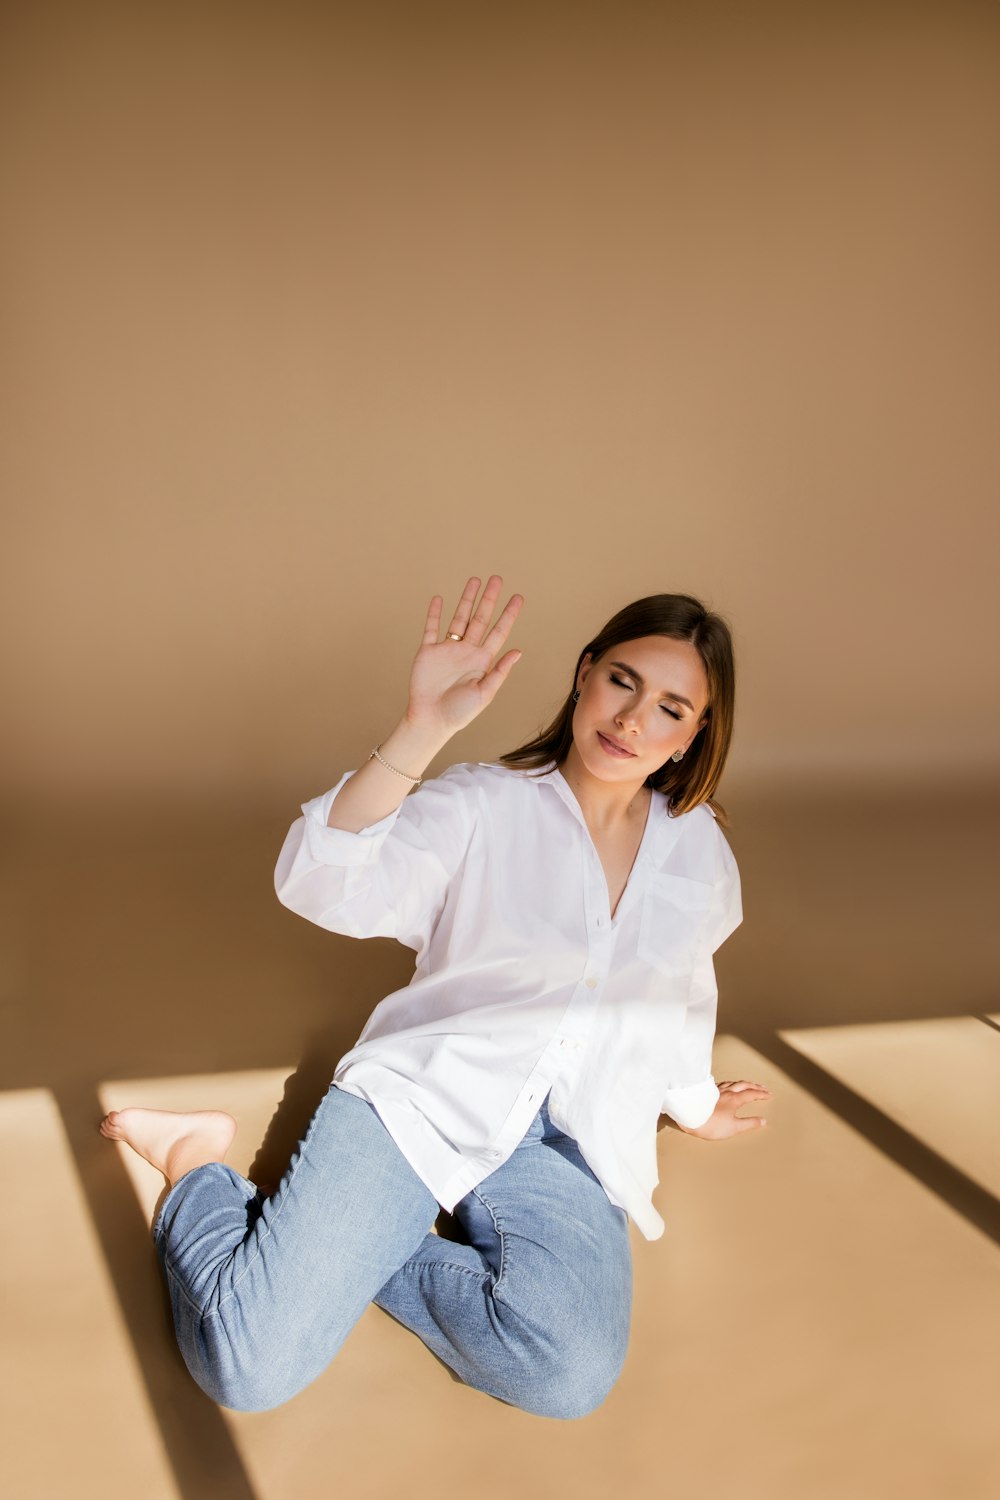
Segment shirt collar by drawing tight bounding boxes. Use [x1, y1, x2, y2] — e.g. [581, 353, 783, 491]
[482, 757, 683, 867]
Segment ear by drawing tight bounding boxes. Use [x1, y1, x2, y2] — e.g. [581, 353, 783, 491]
[577, 651, 594, 692]
[685, 715, 709, 752]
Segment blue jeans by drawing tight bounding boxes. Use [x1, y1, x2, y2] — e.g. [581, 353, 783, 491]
[152, 1082, 633, 1419]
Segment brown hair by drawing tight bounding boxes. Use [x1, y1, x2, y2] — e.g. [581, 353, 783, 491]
[498, 592, 737, 831]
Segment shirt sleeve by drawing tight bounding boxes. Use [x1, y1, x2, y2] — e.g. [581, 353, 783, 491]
[658, 950, 722, 1128]
[658, 842, 743, 1128]
[273, 761, 478, 952]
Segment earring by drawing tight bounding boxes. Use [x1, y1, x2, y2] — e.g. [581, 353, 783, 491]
[671, 748, 684, 761]
[572, 690, 580, 702]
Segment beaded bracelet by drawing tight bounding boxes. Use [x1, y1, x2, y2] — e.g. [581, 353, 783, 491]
[369, 745, 422, 785]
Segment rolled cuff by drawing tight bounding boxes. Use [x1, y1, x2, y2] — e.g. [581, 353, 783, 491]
[660, 1078, 720, 1130]
[301, 770, 405, 867]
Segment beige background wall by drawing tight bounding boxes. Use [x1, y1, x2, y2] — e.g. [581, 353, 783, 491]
[2, 5, 999, 1500]
[2, 0, 997, 810]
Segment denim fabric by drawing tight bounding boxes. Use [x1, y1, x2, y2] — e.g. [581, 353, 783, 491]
[152, 1082, 633, 1419]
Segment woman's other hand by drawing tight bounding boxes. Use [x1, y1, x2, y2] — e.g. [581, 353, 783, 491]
[406, 575, 525, 737]
[678, 1080, 772, 1141]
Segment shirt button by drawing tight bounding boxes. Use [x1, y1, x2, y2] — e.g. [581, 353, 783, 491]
[585, 976, 598, 989]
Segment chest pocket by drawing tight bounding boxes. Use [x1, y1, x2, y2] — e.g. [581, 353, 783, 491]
[638, 871, 715, 979]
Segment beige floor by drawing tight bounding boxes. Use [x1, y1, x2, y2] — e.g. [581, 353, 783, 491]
[2, 780, 998, 1500]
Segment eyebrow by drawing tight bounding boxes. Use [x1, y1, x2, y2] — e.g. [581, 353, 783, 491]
[607, 660, 696, 712]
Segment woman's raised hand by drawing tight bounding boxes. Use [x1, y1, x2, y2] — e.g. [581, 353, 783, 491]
[405, 575, 525, 738]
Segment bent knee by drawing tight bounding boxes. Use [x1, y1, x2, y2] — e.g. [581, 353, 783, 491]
[196, 1363, 308, 1413]
[544, 1359, 624, 1420]
[180, 1302, 354, 1413]
[184, 1333, 330, 1414]
[517, 1330, 629, 1420]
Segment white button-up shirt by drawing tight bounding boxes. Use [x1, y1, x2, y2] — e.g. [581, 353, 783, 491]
[273, 758, 743, 1240]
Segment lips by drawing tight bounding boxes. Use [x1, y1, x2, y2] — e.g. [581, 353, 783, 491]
[597, 731, 636, 757]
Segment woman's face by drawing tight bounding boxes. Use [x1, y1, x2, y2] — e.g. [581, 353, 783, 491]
[572, 635, 710, 786]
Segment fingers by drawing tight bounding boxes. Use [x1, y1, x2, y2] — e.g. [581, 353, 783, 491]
[444, 576, 486, 642]
[481, 591, 524, 656]
[718, 1080, 771, 1133]
[438, 574, 524, 657]
[478, 647, 524, 700]
[463, 575, 503, 647]
[422, 594, 443, 645]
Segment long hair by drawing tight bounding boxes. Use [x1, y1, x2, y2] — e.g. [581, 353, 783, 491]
[498, 593, 737, 832]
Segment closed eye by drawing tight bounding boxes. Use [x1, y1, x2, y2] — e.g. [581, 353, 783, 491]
[609, 673, 682, 720]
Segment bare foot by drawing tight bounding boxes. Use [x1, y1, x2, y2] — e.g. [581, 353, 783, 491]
[99, 1107, 238, 1187]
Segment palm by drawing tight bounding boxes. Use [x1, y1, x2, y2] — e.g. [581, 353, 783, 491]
[407, 575, 525, 736]
[409, 640, 498, 729]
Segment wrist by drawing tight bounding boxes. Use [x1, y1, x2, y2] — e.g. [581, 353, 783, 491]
[381, 716, 452, 776]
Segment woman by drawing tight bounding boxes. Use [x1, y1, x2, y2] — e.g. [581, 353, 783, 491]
[100, 573, 770, 1420]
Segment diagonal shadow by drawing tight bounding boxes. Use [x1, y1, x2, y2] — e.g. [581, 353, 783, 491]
[739, 1028, 1000, 1246]
[54, 1079, 259, 1500]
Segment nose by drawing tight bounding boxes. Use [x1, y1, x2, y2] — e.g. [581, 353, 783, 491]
[614, 705, 643, 735]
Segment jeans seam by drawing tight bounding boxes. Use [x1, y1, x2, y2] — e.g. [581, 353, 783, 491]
[399, 1257, 493, 1281]
[470, 1184, 508, 1302]
[162, 1256, 212, 1319]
